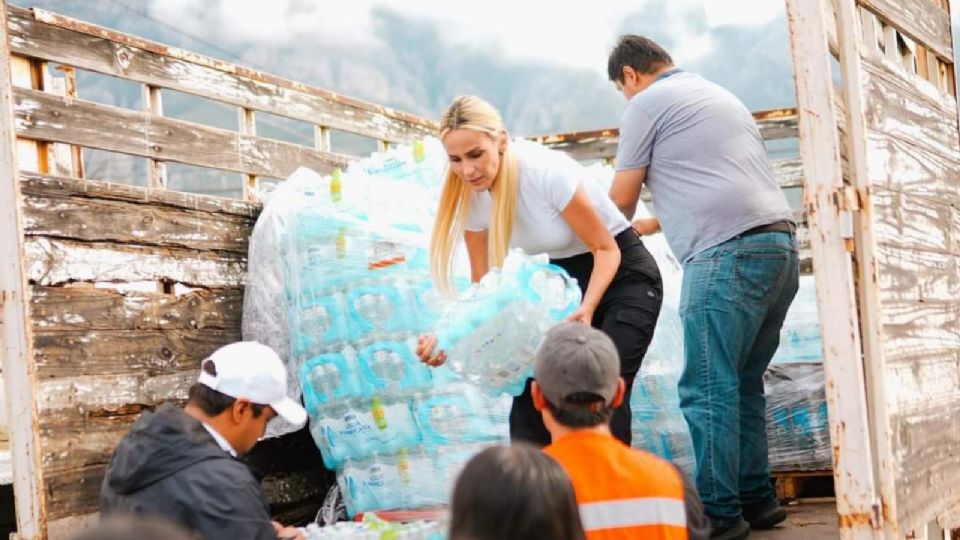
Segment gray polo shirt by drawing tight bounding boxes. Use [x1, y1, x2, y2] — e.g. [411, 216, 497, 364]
[615, 71, 793, 263]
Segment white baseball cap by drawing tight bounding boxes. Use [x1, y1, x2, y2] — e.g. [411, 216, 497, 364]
[197, 341, 307, 428]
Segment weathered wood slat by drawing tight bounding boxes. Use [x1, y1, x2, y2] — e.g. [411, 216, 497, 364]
[890, 407, 960, 532]
[858, 0, 954, 62]
[13, 87, 352, 176]
[24, 237, 247, 288]
[21, 171, 262, 217]
[43, 461, 330, 523]
[22, 189, 255, 252]
[872, 188, 960, 256]
[40, 413, 137, 474]
[861, 55, 960, 164]
[876, 243, 960, 304]
[34, 329, 238, 379]
[7, 6, 436, 144]
[31, 286, 243, 332]
[881, 301, 960, 362]
[865, 131, 960, 201]
[36, 371, 195, 418]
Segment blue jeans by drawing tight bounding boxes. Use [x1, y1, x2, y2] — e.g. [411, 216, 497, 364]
[677, 231, 799, 521]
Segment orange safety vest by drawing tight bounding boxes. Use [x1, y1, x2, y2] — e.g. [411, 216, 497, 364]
[544, 431, 689, 540]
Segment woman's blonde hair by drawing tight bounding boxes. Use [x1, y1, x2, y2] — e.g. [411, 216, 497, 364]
[431, 95, 519, 293]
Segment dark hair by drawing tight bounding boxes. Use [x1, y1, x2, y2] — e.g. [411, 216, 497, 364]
[449, 444, 586, 540]
[187, 360, 265, 417]
[69, 516, 194, 540]
[547, 392, 616, 428]
[607, 34, 674, 82]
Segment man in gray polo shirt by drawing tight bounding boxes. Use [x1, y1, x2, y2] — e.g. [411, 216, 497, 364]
[606, 35, 799, 540]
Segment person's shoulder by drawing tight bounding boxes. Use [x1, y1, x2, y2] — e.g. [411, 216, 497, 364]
[181, 455, 260, 492]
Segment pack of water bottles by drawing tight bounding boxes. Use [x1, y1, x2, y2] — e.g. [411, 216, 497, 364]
[764, 362, 832, 471]
[302, 513, 445, 540]
[434, 249, 581, 396]
[622, 214, 695, 476]
[771, 276, 823, 364]
[245, 138, 543, 517]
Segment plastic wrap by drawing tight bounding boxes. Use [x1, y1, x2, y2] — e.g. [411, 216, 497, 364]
[764, 363, 831, 471]
[771, 275, 823, 364]
[245, 138, 521, 517]
[302, 513, 446, 539]
[434, 250, 581, 396]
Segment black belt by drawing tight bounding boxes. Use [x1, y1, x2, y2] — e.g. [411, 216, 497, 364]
[737, 220, 795, 238]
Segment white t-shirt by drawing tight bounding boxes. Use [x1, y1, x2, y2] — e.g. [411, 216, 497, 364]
[465, 140, 630, 259]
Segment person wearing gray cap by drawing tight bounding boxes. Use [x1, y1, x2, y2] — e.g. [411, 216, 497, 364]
[533, 322, 710, 540]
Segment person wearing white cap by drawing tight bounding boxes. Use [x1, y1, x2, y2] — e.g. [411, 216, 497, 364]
[100, 341, 307, 540]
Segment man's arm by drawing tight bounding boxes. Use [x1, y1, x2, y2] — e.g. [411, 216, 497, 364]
[609, 167, 647, 220]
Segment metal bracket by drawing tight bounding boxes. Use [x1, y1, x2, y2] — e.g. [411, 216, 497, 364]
[836, 185, 865, 241]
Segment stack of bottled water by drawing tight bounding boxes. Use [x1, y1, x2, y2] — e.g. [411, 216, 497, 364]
[764, 363, 831, 470]
[629, 302, 696, 477]
[302, 513, 445, 539]
[434, 250, 581, 396]
[771, 276, 823, 364]
[279, 140, 519, 517]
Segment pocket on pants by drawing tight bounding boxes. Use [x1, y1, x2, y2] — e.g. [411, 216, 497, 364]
[733, 249, 790, 308]
[603, 305, 659, 376]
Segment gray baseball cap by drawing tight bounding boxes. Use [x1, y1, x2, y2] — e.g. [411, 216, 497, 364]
[533, 322, 621, 409]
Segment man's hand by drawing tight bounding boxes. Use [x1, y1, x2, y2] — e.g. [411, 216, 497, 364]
[273, 522, 304, 540]
[631, 217, 661, 236]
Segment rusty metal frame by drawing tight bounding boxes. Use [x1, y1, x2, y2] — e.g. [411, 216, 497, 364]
[0, 2, 47, 538]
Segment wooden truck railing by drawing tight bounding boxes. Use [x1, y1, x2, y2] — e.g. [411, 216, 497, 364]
[1, 1, 959, 539]
[0, 3, 437, 538]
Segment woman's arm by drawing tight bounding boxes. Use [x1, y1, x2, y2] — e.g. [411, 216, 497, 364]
[464, 229, 490, 283]
[560, 186, 621, 324]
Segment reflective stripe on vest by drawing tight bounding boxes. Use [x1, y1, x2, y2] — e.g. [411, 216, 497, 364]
[579, 497, 687, 531]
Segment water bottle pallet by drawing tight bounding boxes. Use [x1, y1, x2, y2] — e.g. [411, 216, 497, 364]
[771, 470, 834, 501]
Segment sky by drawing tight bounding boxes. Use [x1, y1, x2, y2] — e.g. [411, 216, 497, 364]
[19, 0, 960, 195]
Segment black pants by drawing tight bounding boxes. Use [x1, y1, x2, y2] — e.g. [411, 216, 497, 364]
[510, 228, 663, 447]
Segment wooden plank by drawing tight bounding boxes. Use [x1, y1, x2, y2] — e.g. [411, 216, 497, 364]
[881, 302, 960, 362]
[39, 413, 137, 473]
[6, 6, 436, 144]
[142, 84, 167, 189]
[785, 0, 883, 538]
[890, 408, 960, 536]
[860, 52, 960, 161]
[0, 2, 48, 537]
[876, 243, 960, 304]
[858, 0, 953, 62]
[21, 190, 256, 253]
[532, 109, 800, 161]
[13, 87, 353, 176]
[42, 460, 330, 523]
[24, 237, 247, 288]
[871, 188, 960, 255]
[34, 328, 239, 379]
[20, 171, 262, 217]
[864, 132, 960, 201]
[30, 286, 243, 332]
[36, 371, 197, 415]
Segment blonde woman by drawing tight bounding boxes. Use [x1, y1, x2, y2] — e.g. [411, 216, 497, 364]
[416, 95, 662, 446]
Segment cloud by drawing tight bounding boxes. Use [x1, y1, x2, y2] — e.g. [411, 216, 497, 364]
[145, 0, 784, 73]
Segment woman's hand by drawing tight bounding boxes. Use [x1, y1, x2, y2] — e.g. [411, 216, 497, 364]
[565, 304, 595, 325]
[416, 334, 448, 367]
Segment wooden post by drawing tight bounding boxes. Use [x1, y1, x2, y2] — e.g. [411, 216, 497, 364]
[143, 84, 167, 189]
[239, 107, 257, 200]
[835, 0, 901, 537]
[0, 2, 48, 538]
[315, 125, 331, 153]
[784, 0, 883, 538]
